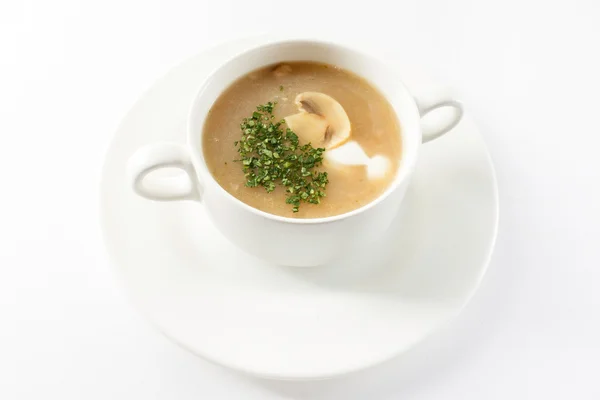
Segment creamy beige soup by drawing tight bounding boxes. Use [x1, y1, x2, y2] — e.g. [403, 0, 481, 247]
[203, 62, 402, 218]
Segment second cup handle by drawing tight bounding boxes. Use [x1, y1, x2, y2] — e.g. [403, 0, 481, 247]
[127, 142, 202, 201]
[415, 98, 464, 143]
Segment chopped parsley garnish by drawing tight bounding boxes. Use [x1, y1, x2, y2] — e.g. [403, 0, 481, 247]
[235, 102, 328, 212]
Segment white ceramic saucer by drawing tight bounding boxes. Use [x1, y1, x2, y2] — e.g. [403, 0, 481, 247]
[100, 38, 498, 380]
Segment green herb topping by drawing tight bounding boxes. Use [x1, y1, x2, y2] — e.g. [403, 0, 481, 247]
[235, 102, 328, 212]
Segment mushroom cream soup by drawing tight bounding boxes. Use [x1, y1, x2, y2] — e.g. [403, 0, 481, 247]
[203, 62, 402, 219]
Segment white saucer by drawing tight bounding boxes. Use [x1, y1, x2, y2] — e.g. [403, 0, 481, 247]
[100, 38, 498, 380]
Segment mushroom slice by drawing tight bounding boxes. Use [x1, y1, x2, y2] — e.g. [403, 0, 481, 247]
[284, 92, 351, 149]
[273, 64, 292, 77]
[284, 112, 329, 146]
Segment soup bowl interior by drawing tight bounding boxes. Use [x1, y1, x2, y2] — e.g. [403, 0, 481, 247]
[188, 40, 421, 223]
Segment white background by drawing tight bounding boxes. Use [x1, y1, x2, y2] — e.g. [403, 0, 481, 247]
[2, 0, 599, 399]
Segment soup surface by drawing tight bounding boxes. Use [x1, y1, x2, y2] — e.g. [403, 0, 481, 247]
[203, 62, 402, 218]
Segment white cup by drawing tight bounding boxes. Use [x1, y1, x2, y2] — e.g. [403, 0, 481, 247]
[127, 40, 463, 267]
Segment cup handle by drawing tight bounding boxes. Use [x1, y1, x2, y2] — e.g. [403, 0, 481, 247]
[127, 142, 202, 201]
[415, 98, 464, 143]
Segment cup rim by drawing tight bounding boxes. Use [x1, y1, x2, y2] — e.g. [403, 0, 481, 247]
[187, 38, 421, 225]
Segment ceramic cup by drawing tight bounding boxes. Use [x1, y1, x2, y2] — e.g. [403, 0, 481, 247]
[127, 40, 463, 267]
